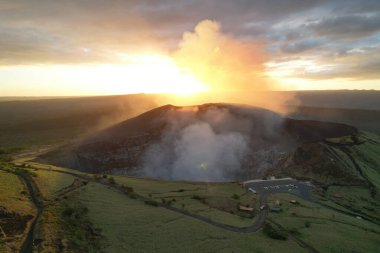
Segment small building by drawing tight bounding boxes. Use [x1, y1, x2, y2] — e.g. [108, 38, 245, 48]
[260, 204, 267, 210]
[239, 206, 254, 212]
[275, 200, 281, 206]
[290, 200, 298, 204]
[270, 206, 282, 212]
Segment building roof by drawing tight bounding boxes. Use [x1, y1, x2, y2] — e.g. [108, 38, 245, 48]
[270, 206, 282, 212]
[239, 206, 254, 212]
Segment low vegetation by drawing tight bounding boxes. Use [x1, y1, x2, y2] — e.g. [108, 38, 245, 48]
[263, 223, 288, 240]
[0, 168, 36, 252]
[267, 193, 380, 253]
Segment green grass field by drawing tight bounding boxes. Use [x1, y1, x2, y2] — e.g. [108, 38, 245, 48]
[267, 193, 380, 253]
[33, 169, 77, 200]
[0, 170, 35, 215]
[114, 175, 259, 226]
[75, 182, 305, 253]
[0, 168, 36, 252]
[2, 161, 380, 252]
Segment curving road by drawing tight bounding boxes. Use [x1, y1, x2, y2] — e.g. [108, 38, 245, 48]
[15, 165, 270, 233]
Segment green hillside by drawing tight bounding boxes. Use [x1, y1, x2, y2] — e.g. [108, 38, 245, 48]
[1, 160, 380, 253]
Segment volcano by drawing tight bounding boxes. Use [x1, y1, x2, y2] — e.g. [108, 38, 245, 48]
[38, 103, 368, 183]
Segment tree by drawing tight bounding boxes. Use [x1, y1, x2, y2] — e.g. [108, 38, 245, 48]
[108, 177, 116, 184]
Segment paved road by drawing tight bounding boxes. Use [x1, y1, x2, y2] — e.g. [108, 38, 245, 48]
[244, 179, 314, 201]
[14, 164, 270, 233]
[245, 178, 380, 225]
[11, 163, 380, 241]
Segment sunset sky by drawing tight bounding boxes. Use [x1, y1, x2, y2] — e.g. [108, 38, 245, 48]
[1, 0, 380, 96]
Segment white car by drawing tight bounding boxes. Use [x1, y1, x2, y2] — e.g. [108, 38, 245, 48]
[248, 188, 257, 194]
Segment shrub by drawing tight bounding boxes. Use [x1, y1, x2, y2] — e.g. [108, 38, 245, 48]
[62, 207, 75, 217]
[144, 200, 159, 207]
[370, 187, 377, 198]
[263, 223, 288, 240]
[121, 185, 134, 193]
[128, 193, 138, 199]
[191, 195, 203, 200]
[304, 221, 311, 228]
[0, 147, 8, 155]
[232, 194, 240, 200]
[288, 228, 301, 236]
[108, 177, 116, 184]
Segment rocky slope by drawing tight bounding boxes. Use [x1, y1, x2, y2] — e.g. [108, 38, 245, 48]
[38, 103, 366, 182]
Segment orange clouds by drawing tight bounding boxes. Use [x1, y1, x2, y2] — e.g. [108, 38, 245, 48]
[173, 20, 273, 94]
[167, 20, 296, 113]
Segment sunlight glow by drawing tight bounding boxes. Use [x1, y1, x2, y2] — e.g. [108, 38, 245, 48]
[115, 54, 209, 96]
[0, 54, 209, 97]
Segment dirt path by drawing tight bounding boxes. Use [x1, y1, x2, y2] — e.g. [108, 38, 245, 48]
[12, 170, 43, 253]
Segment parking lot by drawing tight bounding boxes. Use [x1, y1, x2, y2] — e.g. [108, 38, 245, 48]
[244, 179, 314, 200]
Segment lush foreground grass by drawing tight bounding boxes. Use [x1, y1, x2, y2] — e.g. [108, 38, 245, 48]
[267, 193, 380, 253]
[0, 168, 36, 252]
[33, 169, 77, 200]
[0, 169, 35, 215]
[30, 169, 104, 252]
[3, 163, 380, 252]
[77, 182, 305, 253]
[114, 175, 259, 227]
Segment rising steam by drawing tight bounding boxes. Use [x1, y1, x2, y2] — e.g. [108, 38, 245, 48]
[140, 20, 297, 181]
[161, 20, 296, 114]
[141, 106, 250, 181]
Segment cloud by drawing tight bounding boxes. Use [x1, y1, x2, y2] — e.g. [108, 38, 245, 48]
[0, 0, 380, 84]
[0, 0, 329, 65]
[309, 14, 380, 38]
[281, 39, 324, 54]
[0, 26, 111, 65]
[173, 20, 272, 93]
[285, 45, 380, 80]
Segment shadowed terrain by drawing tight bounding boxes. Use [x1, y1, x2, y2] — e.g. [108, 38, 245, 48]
[38, 103, 360, 183]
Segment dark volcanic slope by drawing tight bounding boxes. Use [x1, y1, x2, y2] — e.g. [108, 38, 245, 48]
[283, 119, 357, 143]
[38, 103, 359, 181]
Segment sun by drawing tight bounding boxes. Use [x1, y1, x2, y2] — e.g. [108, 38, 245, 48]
[111, 53, 209, 96]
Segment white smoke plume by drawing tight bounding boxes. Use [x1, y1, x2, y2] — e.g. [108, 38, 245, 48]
[141, 106, 250, 181]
